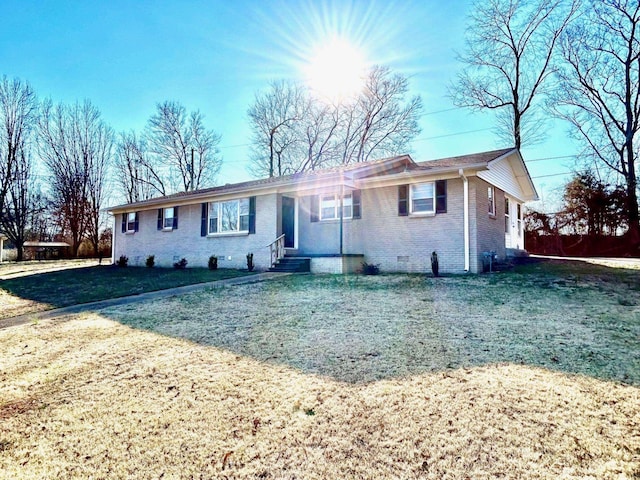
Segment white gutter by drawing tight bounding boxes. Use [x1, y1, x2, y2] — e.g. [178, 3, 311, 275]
[459, 168, 470, 272]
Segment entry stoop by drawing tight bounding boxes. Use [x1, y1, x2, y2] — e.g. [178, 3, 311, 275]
[268, 256, 311, 273]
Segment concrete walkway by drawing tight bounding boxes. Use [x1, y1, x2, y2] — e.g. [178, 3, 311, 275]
[0, 271, 289, 330]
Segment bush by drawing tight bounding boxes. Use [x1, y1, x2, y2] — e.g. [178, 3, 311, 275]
[145, 255, 155, 268]
[116, 255, 128, 268]
[246, 253, 254, 272]
[173, 258, 188, 269]
[208, 255, 218, 270]
[361, 262, 380, 275]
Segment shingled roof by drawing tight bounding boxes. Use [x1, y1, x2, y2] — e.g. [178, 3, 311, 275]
[415, 148, 516, 170]
[108, 148, 522, 212]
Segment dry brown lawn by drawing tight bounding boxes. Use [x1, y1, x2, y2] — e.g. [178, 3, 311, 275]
[0, 259, 101, 280]
[0, 260, 101, 318]
[1, 260, 639, 479]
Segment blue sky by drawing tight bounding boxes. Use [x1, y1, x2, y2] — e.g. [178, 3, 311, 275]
[1, 0, 580, 209]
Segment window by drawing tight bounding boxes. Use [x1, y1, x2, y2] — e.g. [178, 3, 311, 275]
[208, 198, 250, 234]
[126, 212, 137, 232]
[399, 182, 446, 216]
[411, 183, 435, 214]
[517, 203, 522, 237]
[157, 207, 178, 230]
[163, 207, 174, 229]
[319, 194, 352, 220]
[488, 186, 495, 215]
[505, 198, 510, 233]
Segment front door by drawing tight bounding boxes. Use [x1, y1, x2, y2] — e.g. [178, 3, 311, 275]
[282, 196, 296, 248]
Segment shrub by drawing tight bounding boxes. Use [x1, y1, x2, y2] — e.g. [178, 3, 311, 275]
[246, 253, 254, 272]
[145, 255, 155, 268]
[116, 255, 128, 268]
[173, 258, 188, 269]
[208, 255, 218, 270]
[361, 262, 380, 275]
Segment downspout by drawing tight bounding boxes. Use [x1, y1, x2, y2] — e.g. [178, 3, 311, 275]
[339, 174, 344, 255]
[111, 213, 116, 265]
[459, 169, 470, 272]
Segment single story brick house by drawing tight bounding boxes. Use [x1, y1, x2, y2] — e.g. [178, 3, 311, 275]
[108, 147, 538, 274]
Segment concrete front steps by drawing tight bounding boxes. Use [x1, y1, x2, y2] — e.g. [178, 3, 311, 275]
[268, 256, 311, 273]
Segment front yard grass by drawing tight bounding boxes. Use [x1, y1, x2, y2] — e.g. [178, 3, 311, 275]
[0, 259, 639, 478]
[0, 264, 254, 319]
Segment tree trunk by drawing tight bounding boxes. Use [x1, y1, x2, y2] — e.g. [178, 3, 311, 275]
[625, 179, 639, 246]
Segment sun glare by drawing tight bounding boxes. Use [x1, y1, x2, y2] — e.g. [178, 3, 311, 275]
[304, 38, 368, 102]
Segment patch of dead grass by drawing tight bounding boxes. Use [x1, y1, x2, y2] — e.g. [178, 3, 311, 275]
[0, 315, 638, 479]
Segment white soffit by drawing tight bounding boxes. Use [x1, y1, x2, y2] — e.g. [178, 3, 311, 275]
[478, 151, 539, 202]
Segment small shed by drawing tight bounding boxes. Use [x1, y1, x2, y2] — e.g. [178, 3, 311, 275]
[23, 241, 71, 260]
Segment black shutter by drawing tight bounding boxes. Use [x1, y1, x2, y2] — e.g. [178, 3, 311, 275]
[200, 203, 208, 237]
[310, 195, 319, 222]
[121, 214, 126, 233]
[248, 196, 256, 234]
[352, 190, 361, 219]
[134, 212, 139, 232]
[157, 209, 163, 230]
[436, 180, 447, 214]
[398, 185, 408, 216]
[172, 206, 178, 229]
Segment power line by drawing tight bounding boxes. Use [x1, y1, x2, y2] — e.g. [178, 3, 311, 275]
[412, 128, 493, 143]
[531, 171, 580, 179]
[423, 107, 459, 116]
[525, 155, 578, 163]
[215, 107, 473, 152]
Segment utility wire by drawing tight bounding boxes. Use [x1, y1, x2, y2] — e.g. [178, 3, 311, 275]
[525, 155, 578, 163]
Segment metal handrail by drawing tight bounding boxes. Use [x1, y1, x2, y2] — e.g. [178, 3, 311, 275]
[266, 234, 286, 267]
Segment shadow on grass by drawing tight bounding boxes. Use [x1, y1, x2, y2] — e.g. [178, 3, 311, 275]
[0, 265, 254, 317]
[100, 259, 640, 386]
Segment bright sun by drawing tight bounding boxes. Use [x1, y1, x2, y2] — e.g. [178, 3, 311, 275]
[304, 38, 368, 102]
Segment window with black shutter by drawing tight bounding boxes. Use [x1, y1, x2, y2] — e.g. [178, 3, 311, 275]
[310, 195, 319, 222]
[352, 190, 361, 219]
[200, 203, 208, 237]
[248, 196, 256, 234]
[398, 185, 408, 216]
[435, 180, 447, 214]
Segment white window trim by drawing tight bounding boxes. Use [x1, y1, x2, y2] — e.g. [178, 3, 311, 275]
[208, 198, 250, 235]
[488, 186, 496, 216]
[319, 193, 352, 221]
[410, 182, 436, 216]
[505, 198, 510, 234]
[126, 212, 136, 233]
[162, 207, 174, 231]
[517, 203, 523, 237]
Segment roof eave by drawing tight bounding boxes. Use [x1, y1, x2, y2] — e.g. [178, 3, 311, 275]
[488, 149, 539, 202]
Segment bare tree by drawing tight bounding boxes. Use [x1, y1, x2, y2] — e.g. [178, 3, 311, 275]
[248, 81, 306, 177]
[551, 0, 640, 241]
[38, 99, 113, 256]
[247, 67, 422, 177]
[346, 66, 422, 164]
[0, 76, 38, 229]
[0, 149, 43, 260]
[115, 131, 163, 202]
[146, 101, 222, 192]
[296, 100, 340, 172]
[450, 0, 578, 149]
